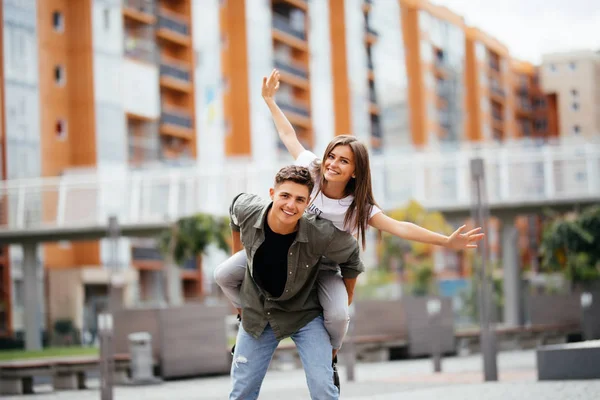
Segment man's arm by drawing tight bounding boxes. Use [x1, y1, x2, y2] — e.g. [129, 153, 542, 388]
[231, 231, 243, 254]
[343, 278, 357, 305]
[324, 231, 364, 282]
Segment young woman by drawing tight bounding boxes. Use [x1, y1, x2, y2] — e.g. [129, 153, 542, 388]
[215, 69, 484, 356]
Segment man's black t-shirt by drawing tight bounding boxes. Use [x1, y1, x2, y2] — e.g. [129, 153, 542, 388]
[252, 211, 297, 298]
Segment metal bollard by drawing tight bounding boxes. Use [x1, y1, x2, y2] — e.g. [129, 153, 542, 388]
[345, 303, 356, 382]
[98, 313, 114, 400]
[427, 298, 442, 373]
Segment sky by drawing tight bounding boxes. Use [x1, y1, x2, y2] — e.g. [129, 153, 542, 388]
[430, 0, 600, 64]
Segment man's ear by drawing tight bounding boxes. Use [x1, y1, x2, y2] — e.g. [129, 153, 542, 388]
[269, 187, 275, 200]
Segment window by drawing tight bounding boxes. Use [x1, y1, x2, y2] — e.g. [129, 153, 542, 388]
[103, 8, 110, 30]
[534, 119, 547, 132]
[572, 125, 581, 134]
[571, 89, 578, 97]
[52, 11, 64, 32]
[569, 62, 576, 70]
[55, 119, 67, 140]
[572, 102, 579, 111]
[548, 64, 556, 72]
[54, 65, 66, 86]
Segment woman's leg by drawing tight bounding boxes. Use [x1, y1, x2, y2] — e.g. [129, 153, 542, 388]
[316, 269, 350, 351]
[214, 250, 248, 309]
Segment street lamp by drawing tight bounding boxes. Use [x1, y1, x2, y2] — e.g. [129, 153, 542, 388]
[470, 158, 498, 382]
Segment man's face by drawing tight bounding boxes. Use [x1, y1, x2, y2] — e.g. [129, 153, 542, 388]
[269, 181, 310, 226]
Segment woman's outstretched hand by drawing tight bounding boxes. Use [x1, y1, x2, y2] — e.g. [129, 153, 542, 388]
[446, 225, 485, 250]
[262, 69, 280, 101]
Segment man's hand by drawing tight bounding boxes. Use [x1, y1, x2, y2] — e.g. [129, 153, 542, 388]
[262, 69, 280, 102]
[446, 225, 485, 250]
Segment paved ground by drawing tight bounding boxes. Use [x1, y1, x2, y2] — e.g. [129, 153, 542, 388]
[5, 350, 600, 399]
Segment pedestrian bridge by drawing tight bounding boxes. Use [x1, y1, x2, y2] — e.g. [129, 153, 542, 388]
[0, 140, 598, 243]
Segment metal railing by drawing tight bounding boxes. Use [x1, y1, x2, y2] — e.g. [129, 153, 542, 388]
[161, 107, 193, 129]
[132, 246, 163, 261]
[274, 59, 308, 79]
[366, 26, 378, 37]
[160, 59, 191, 82]
[272, 14, 306, 41]
[124, 35, 157, 63]
[158, 9, 189, 36]
[0, 142, 598, 231]
[278, 101, 310, 118]
[123, 0, 156, 14]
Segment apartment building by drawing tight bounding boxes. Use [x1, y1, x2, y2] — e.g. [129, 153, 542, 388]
[0, 0, 579, 337]
[0, 0, 200, 337]
[540, 50, 600, 138]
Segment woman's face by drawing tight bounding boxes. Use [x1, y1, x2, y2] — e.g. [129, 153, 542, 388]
[323, 144, 356, 184]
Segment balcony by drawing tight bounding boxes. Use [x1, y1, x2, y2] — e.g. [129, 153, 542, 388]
[439, 112, 452, 129]
[490, 85, 505, 100]
[160, 106, 194, 138]
[275, 0, 309, 10]
[365, 26, 378, 45]
[124, 35, 157, 64]
[369, 90, 377, 103]
[279, 101, 309, 117]
[160, 58, 192, 92]
[275, 60, 308, 80]
[132, 246, 163, 261]
[519, 100, 532, 113]
[123, 0, 156, 24]
[278, 99, 310, 127]
[181, 257, 197, 271]
[272, 13, 306, 47]
[489, 60, 500, 72]
[492, 110, 503, 121]
[366, 26, 378, 37]
[157, 9, 190, 46]
[371, 122, 382, 138]
[517, 83, 529, 95]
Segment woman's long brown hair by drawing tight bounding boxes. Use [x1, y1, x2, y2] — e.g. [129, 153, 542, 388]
[309, 135, 379, 250]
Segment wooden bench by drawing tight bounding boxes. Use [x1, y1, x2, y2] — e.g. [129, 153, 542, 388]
[0, 360, 54, 395]
[455, 323, 581, 354]
[54, 358, 98, 390]
[0, 354, 133, 395]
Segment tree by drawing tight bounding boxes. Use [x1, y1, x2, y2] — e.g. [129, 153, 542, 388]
[158, 213, 231, 305]
[376, 200, 454, 297]
[539, 205, 600, 287]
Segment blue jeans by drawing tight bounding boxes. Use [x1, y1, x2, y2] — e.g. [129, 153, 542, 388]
[229, 315, 339, 400]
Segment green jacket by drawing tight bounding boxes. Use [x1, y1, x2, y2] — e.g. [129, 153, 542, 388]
[230, 193, 364, 340]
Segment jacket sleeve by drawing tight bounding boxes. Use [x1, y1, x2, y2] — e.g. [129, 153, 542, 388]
[324, 230, 364, 279]
[229, 193, 246, 232]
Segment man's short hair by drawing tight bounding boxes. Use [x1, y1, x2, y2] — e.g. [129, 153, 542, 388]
[274, 165, 314, 195]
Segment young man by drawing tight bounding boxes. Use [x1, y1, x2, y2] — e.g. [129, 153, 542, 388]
[228, 165, 363, 400]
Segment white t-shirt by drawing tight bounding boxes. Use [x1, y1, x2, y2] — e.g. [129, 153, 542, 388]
[294, 150, 382, 234]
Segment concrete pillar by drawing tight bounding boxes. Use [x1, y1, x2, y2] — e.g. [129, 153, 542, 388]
[151, 270, 165, 305]
[23, 241, 42, 351]
[165, 255, 183, 306]
[502, 223, 523, 327]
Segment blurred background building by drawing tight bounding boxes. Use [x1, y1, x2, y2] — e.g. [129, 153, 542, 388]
[0, 0, 597, 339]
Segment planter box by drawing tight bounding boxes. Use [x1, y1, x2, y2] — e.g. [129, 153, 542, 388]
[113, 302, 230, 379]
[526, 293, 581, 327]
[402, 296, 455, 357]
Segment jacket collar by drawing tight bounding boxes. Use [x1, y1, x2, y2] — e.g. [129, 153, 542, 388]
[253, 202, 309, 243]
